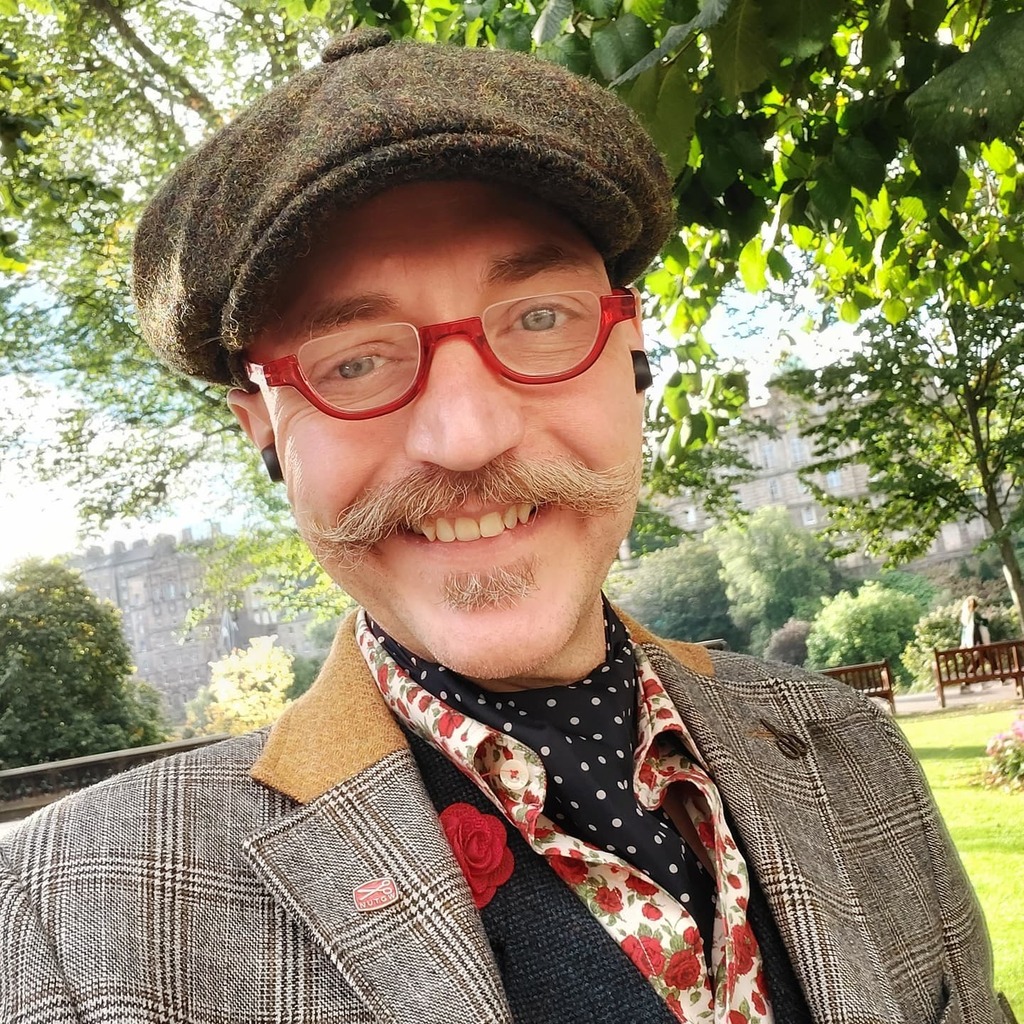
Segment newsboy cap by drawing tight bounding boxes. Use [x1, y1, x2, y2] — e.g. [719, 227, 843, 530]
[133, 29, 674, 387]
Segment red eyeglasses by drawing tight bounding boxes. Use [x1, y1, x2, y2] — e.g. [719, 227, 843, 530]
[245, 289, 636, 420]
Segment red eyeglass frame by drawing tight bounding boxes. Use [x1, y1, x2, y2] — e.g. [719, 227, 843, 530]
[245, 288, 637, 421]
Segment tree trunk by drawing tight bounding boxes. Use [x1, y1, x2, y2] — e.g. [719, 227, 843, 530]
[996, 533, 1024, 636]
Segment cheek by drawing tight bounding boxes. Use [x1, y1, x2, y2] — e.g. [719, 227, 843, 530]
[558, 387, 644, 467]
[277, 417, 378, 518]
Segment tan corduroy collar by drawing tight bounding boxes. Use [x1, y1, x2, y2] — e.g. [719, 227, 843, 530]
[251, 608, 714, 805]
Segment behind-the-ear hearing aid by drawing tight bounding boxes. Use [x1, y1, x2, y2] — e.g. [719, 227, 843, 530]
[631, 350, 653, 392]
[261, 445, 284, 482]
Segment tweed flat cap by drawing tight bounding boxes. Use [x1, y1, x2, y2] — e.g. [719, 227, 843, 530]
[133, 29, 674, 387]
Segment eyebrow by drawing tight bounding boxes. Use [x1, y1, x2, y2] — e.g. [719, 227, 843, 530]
[300, 293, 398, 339]
[482, 243, 597, 287]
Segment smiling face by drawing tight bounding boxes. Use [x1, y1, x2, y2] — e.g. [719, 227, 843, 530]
[229, 180, 646, 689]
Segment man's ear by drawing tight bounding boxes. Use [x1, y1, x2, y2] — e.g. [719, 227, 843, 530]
[227, 387, 275, 450]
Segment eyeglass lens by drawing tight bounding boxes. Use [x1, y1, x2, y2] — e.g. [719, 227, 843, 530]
[295, 291, 604, 414]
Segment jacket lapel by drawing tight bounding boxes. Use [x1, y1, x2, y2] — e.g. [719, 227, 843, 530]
[245, 614, 511, 1023]
[643, 641, 906, 1024]
[244, 745, 512, 1024]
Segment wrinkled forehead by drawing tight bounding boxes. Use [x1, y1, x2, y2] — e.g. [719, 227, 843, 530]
[250, 180, 613, 355]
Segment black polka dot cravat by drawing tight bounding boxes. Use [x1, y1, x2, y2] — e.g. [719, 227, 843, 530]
[368, 601, 717, 958]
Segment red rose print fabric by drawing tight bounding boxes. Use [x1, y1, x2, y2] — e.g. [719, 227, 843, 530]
[439, 802, 514, 908]
[359, 612, 773, 1024]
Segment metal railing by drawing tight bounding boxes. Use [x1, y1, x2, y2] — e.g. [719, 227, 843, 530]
[0, 735, 230, 823]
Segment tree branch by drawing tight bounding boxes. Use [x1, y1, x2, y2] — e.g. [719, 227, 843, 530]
[82, 0, 223, 129]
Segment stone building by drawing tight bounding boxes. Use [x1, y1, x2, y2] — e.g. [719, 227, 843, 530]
[72, 532, 318, 722]
[666, 385, 990, 567]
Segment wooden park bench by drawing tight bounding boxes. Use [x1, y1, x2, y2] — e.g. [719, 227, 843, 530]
[821, 660, 897, 711]
[933, 639, 1024, 708]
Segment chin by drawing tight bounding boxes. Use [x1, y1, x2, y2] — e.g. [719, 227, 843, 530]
[405, 587, 605, 690]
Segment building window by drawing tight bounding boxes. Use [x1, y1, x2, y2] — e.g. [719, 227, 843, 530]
[768, 479, 781, 501]
[801, 506, 818, 526]
[757, 440, 776, 469]
[788, 436, 808, 466]
[825, 469, 842, 491]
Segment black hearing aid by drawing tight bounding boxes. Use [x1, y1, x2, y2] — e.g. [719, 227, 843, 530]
[261, 445, 284, 483]
[632, 350, 653, 392]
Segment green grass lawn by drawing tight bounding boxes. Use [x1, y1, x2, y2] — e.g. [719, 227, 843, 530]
[898, 704, 1023, 1014]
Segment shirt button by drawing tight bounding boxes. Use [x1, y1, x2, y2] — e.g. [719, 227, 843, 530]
[498, 758, 530, 792]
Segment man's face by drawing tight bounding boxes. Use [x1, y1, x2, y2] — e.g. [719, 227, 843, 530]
[230, 181, 646, 688]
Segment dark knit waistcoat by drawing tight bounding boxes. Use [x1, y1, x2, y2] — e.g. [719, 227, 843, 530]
[406, 731, 814, 1024]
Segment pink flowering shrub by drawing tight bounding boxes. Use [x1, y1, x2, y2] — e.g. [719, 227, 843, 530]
[985, 713, 1024, 790]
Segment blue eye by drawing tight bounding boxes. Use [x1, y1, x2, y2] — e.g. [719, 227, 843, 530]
[520, 307, 559, 331]
[337, 355, 381, 379]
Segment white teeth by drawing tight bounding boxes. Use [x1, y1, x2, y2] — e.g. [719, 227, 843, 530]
[479, 512, 504, 538]
[454, 517, 481, 541]
[416, 504, 536, 543]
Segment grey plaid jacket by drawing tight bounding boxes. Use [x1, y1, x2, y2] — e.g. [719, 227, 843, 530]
[0, 615, 1007, 1024]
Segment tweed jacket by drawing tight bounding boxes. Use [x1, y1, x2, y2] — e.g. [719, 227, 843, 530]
[0, 613, 1006, 1024]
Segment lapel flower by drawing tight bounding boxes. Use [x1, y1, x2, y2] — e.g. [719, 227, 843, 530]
[439, 802, 514, 909]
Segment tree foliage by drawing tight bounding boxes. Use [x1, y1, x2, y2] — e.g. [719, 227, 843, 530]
[608, 539, 743, 648]
[0, 559, 167, 768]
[707, 505, 845, 653]
[185, 635, 294, 736]
[806, 581, 923, 684]
[777, 300, 1024, 632]
[5, 0, 1024, 605]
[626, 500, 683, 557]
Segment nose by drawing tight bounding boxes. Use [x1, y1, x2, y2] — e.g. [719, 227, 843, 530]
[403, 333, 526, 471]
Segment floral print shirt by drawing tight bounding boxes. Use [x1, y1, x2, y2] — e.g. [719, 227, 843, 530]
[357, 611, 773, 1024]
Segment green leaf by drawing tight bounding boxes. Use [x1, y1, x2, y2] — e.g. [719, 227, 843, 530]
[0, 252, 28, 272]
[861, 2, 900, 73]
[578, 0, 618, 18]
[649, 60, 696, 178]
[907, 13, 1024, 145]
[907, 0, 946, 37]
[591, 14, 653, 83]
[766, 248, 792, 282]
[897, 194, 927, 223]
[881, 297, 908, 324]
[623, 0, 664, 24]
[766, 0, 841, 58]
[832, 136, 886, 195]
[611, 0, 731, 86]
[738, 235, 767, 291]
[532, 0, 573, 45]
[933, 212, 969, 251]
[808, 162, 851, 223]
[840, 299, 860, 323]
[621, 64, 659, 121]
[789, 224, 815, 250]
[538, 32, 591, 74]
[495, 8, 535, 51]
[982, 138, 1018, 176]
[708, 0, 773, 97]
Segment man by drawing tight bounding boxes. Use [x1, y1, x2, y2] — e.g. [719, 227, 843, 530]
[0, 29, 1008, 1024]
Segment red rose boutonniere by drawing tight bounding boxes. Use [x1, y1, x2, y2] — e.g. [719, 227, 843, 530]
[440, 802, 514, 909]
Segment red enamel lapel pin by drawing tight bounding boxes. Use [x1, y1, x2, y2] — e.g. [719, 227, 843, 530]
[353, 877, 399, 912]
